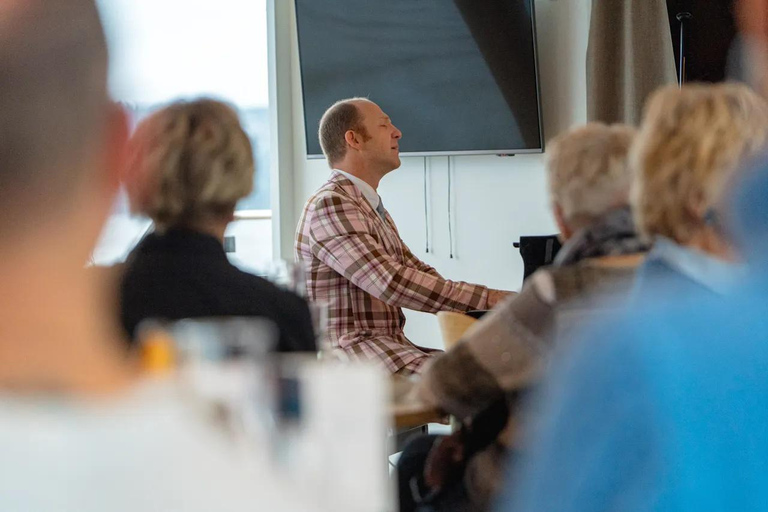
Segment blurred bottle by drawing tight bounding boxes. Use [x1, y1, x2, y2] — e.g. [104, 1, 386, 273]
[138, 323, 176, 375]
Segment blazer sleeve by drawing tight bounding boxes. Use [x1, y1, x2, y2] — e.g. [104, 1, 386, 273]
[401, 240, 442, 277]
[308, 193, 489, 313]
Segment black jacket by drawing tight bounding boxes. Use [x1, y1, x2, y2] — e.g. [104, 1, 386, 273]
[120, 229, 316, 352]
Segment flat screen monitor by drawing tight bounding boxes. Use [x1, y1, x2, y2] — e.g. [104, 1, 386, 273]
[294, 0, 544, 158]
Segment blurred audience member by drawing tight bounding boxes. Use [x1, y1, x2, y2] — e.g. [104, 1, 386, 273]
[398, 123, 647, 512]
[630, 83, 768, 296]
[0, 1, 305, 509]
[120, 99, 315, 352]
[495, 155, 768, 512]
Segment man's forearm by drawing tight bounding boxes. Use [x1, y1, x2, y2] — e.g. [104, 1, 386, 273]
[486, 289, 515, 309]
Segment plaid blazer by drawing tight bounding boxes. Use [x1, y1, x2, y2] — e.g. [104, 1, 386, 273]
[295, 171, 490, 373]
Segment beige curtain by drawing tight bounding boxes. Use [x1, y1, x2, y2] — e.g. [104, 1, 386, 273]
[587, 0, 678, 125]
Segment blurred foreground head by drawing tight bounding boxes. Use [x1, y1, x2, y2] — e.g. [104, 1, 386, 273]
[0, 0, 126, 259]
[0, 0, 129, 392]
[546, 122, 636, 239]
[631, 83, 768, 259]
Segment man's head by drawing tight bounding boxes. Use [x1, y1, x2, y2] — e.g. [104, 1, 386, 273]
[546, 123, 637, 239]
[0, 0, 125, 256]
[318, 98, 402, 175]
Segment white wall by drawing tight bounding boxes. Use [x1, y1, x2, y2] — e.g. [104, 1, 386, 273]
[226, 219, 273, 274]
[275, 0, 592, 349]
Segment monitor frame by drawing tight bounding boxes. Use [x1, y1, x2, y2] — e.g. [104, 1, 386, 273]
[294, 0, 545, 159]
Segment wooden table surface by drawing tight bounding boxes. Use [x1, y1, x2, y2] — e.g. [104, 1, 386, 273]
[390, 375, 448, 428]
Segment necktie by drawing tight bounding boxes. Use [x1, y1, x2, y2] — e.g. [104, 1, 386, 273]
[375, 197, 387, 221]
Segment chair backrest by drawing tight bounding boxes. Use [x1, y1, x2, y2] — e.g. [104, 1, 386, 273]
[436, 311, 478, 351]
[514, 235, 562, 283]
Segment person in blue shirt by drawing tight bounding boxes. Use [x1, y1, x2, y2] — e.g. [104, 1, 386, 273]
[495, 86, 768, 511]
[496, 280, 768, 512]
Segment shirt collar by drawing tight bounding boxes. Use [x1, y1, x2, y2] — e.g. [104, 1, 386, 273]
[334, 169, 381, 210]
[650, 237, 744, 295]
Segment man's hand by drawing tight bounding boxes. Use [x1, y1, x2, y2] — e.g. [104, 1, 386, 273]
[487, 289, 514, 309]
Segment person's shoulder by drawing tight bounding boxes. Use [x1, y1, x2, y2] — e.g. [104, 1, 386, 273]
[301, 187, 370, 234]
[261, 282, 312, 325]
[580, 288, 743, 368]
[304, 175, 357, 208]
[308, 184, 358, 210]
[224, 269, 314, 351]
[228, 267, 309, 313]
[561, 259, 637, 284]
[120, 232, 181, 282]
[533, 261, 637, 305]
[227, 265, 286, 296]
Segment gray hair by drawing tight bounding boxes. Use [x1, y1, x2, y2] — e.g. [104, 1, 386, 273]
[0, 0, 109, 228]
[547, 123, 637, 227]
[318, 98, 370, 166]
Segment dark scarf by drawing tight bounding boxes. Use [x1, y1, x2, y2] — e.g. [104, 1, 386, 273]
[553, 206, 648, 267]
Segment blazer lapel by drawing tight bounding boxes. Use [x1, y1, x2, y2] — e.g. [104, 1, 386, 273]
[329, 172, 404, 258]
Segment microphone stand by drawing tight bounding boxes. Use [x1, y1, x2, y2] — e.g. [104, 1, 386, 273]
[676, 11, 693, 86]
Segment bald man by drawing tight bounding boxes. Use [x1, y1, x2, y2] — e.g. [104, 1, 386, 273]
[296, 98, 510, 375]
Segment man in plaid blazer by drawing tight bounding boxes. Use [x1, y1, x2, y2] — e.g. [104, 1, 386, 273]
[296, 98, 509, 375]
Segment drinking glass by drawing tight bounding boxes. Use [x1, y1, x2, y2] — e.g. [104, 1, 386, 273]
[149, 317, 280, 450]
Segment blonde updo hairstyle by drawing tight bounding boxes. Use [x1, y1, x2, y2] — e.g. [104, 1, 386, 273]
[125, 98, 254, 231]
[630, 83, 768, 244]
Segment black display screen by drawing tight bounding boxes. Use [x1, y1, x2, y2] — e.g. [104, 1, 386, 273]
[295, 0, 544, 157]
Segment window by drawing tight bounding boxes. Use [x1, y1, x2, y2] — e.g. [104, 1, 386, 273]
[93, 0, 272, 273]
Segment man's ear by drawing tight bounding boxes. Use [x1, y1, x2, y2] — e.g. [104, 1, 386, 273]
[344, 129, 363, 151]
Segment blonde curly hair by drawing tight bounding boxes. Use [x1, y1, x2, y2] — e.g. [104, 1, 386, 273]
[631, 83, 768, 244]
[124, 98, 254, 229]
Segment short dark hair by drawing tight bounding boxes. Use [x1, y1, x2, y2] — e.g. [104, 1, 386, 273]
[318, 98, 370, 166]
[0, 0, 109, 230]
